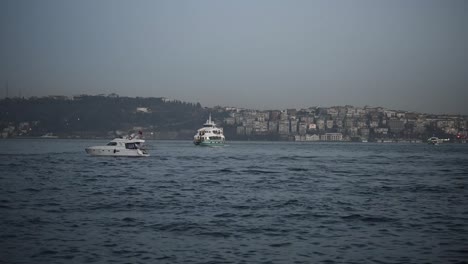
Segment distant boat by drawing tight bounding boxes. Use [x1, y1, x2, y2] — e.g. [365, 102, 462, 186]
[427, 136, 447, 145]
[40, 133, 58, 139]
[193, 114, 225, 146]
[85, 133, 149, 157]
[427, 137, 439, 145]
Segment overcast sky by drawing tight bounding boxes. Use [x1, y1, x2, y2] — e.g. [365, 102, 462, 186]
[1, 0, 467, 114]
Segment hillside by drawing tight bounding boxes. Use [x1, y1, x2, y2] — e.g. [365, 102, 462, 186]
[0, 95, 223, 139]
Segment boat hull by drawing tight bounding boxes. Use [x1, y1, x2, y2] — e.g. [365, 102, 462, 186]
[85, 147, 149, 157]
[194, 140, 225, 147]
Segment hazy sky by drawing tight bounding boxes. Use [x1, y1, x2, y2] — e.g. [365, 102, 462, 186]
[1, 0, 467, 114]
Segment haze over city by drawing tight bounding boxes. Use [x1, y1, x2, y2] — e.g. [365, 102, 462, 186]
[1, 0, 467, 114]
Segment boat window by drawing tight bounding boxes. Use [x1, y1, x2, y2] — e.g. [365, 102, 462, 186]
[125, 143, 138, 149]
[107, 142, 118, 146]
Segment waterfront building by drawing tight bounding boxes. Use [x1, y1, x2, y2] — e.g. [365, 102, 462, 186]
[326, 120, 334, 130]
[356, 120, 367, 128]
[359, 128, 370, 137]
[236, 126, 245, 135]
[385, 110, 396, 118]
[345, 119, 354, 128]
[253, 121, 268, 134]
[268, 121, 278, 133]
[290, 120, 298, 134]
[298, 122, 307, 135]
[374, 127, 389, 135]
[278, 120, 290, 135]
[224, 117, 236, 125]
[325, 133, 343, 141]
[369, 121, 379, 128]
[280, 111, 288, 120]
[306, 134, 320, 141]
[287, 109, 297, 116]
[388, 119, 405, 133]
[396, 112, 406, 118]
[328, 107, 339, 118]
[316, 119, 325, 130]
[336, 120, 343, 128]
[269, 110, 281, 121]
[348, 127, 359, 137]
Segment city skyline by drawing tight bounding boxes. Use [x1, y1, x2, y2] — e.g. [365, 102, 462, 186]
[1, 94, 466, 141]
[1, 0, 467, 114]
[2, 92, 467, 118]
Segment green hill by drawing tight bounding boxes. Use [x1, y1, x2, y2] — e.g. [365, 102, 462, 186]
[0, 95, 221, 139]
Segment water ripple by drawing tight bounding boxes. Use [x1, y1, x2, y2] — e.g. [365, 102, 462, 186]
[0, 140, 467, 263]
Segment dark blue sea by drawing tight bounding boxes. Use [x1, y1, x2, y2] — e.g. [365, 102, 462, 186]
[1, 139, 468, 264]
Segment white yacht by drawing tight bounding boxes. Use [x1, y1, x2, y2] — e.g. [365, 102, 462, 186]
[427, 136, 449, 145]
[40, 133, 58, 139]
[193, 114, 225, 146]
[85, 133, 149, 157]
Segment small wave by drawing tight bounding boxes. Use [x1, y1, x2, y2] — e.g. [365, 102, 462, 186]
[23, 188, 40, 192]
[310, 213, 330, 218]
[284, 213, 309, 219]
[148, 222, 207, 233]
[103, 243, 117, 248]
[242, 169, 279, 175]
[35, 250, 58, 256]
[227, 156, 249, 161]
[446, 248, 468, 254]
[83, 178, 98, 182]
[240, 213, 254, 218]
[232, 205, 250, 210]
[270, 200, 303, 210]
[285, 155, 319, 160]
[28, 217, 52, 224]
[269, 242, 291, 247]
[408, 185, 449, 194]
[287, 167, 309, 172]
[202, 179, 221, 185]
[112, 249, 134, 255]
[52, 255, 75, 260]
[197, 231, 232, 238]
[330, 169, 352, 174]
[218, 168, 237, 174]
[214, 213, 236, 218]
[156, 255, 175, 260]
[341, 214, 397, 223]
[176, 155, 198, 161]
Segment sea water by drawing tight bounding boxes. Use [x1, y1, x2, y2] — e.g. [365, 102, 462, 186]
[1, 139, 467, 263]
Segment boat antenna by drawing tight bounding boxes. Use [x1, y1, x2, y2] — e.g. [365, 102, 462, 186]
[209, 113, 212, 123]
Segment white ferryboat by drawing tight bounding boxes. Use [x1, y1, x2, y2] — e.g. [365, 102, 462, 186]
[85, 133, 149, 157]
[193, 114, 225, 146]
